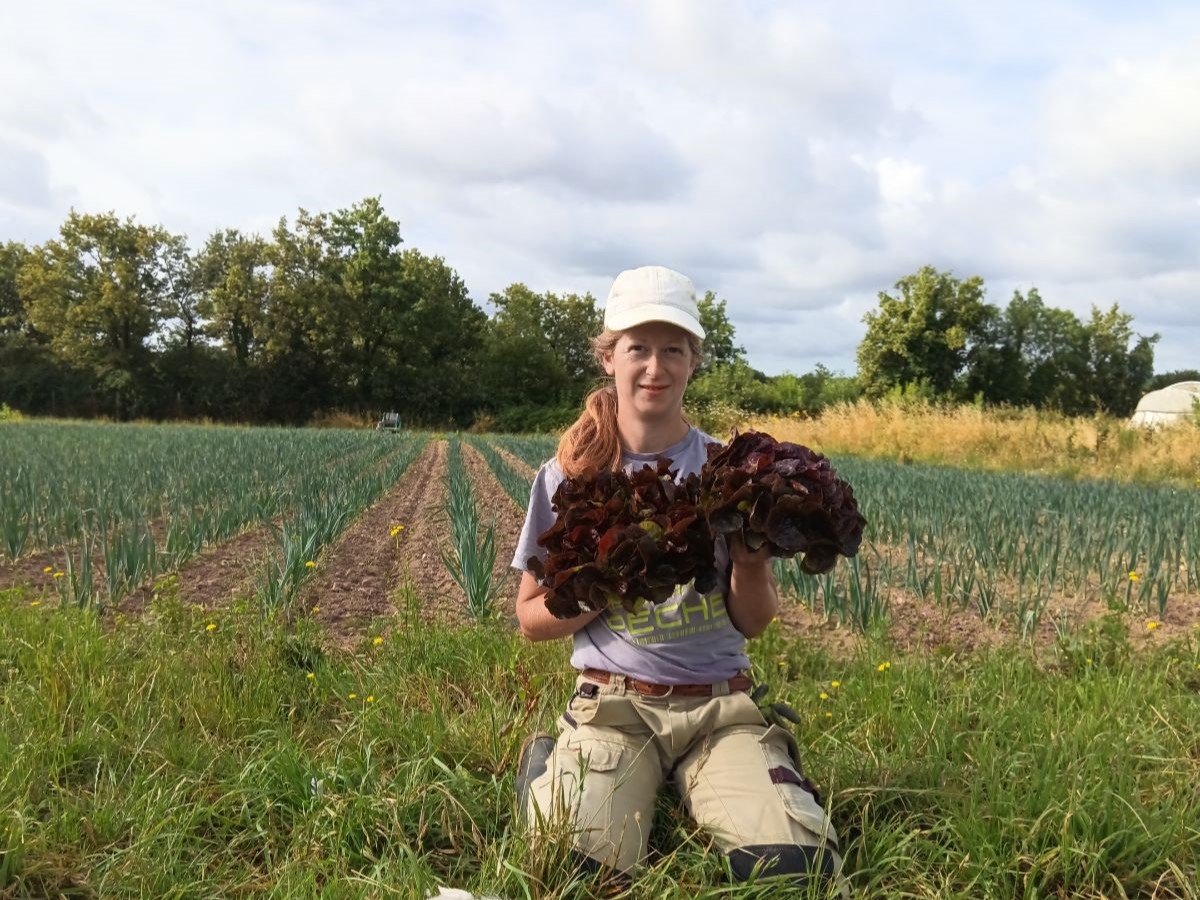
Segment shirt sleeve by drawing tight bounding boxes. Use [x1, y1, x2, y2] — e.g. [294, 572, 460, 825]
[510, 461, 564, 572]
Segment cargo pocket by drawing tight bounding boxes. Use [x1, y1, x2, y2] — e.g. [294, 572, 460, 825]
[529, 737, 626, 841]
[756, 725, 839, 852]
[565, 737, 624, 775]
[555, 738, 626, 823]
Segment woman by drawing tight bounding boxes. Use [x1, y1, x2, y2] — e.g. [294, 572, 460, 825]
[510, 266, 844, 893]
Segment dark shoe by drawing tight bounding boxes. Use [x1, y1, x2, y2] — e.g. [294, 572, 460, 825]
[514, 732, 555, 820]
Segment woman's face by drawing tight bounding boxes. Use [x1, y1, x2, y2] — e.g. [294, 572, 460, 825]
[602, 322, 697, 421]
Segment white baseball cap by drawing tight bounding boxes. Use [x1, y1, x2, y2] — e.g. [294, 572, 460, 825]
[603, 266, 706, 339]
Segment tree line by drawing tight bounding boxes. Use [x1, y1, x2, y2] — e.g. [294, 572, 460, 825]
[0, 198, 1179, 429]
[856, 266, 1184, 416]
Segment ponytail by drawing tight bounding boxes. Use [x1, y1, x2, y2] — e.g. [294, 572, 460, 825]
[556, 383, 622, 478]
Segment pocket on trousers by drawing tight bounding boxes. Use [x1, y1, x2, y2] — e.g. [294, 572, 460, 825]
[756, 725, 839, 851]
[560, 692, 602, 729]
[564, 737, 624, 774]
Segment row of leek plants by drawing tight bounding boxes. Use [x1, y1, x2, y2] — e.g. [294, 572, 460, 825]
[256, 436, 426, 612]
[464, 436, 531, 507]
[775, 454, 1199, 633]
[13, 426, 409, 609]
[0, 422, 385, 561]
[441, 437, 504, 620]
[487, 434, 556, 471]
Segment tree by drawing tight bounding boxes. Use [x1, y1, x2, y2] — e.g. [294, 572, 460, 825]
[1147, 369, 1200, 392]
[326, 197, 406, 409]
[480, 284, 571, 411]
[696, 290, 745, 373]
[195, 229, 270, 369]
[0, 241, 32, 335]
[962, 287, 1089, 411]
[385, 249, 487, 425]
[857, 266, 993, 399]
[543, 291, 603, 388]
[261, 208, 339, 421]
[1080, 304, 1158, 416]
[18, 211, 186, 418]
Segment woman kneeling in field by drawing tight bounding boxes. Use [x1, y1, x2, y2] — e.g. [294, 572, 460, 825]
[511, 265, 846, 893]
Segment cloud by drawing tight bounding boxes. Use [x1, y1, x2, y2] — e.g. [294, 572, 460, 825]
[1, 0, 1197, 378]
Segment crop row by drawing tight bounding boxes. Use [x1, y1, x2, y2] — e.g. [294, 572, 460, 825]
[473, 435, 1198, 631]
[0, 423, 389, 560]
[8, 424, 1193, 630]
[464, 436, 530, 507]
[442, 437, 503, 618]
[2, 423, 424, 609]
[257, 434, 426, 611]
[778, 457, 1199, 630]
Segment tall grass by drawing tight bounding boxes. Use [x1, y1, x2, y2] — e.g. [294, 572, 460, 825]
[748, 400, 1200, 486]
[2, 585, 1197, 898]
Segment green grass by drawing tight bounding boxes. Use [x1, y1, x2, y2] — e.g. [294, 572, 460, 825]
[2, 584, 1198, 899]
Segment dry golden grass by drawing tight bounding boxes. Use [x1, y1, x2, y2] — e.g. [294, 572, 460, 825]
[747, 400, 1200, 485]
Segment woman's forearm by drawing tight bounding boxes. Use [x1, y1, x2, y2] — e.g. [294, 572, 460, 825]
[516, 594, 604, 642]
[726, 561, 780, 638]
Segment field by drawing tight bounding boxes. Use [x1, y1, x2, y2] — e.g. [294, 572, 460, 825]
[2, 421, 1199, 899]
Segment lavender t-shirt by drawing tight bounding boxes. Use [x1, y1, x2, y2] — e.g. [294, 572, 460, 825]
[511, 426, 750, 684]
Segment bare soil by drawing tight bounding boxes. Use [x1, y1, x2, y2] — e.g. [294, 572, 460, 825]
[493, 444, 539, 482]
[0, 550, 69, 594]
[297, 439, 465, 645]
[117, 524, 274, 614]
[774, 581, 1200, 660]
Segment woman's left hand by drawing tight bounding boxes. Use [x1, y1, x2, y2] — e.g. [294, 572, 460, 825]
[728, 533, 773, 569]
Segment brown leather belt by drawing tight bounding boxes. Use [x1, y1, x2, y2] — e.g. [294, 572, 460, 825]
[582, 667, 753, 698]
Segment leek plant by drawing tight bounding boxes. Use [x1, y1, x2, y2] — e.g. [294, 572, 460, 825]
[489, 434, 556, 470]
[441, 438, 504, 620]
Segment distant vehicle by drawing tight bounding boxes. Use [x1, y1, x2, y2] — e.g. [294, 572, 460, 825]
[376, 411, 402, 432]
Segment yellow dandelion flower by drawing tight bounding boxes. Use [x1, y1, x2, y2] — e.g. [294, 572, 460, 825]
[1128, 571, 1140, 582]
[372, 636, 384, 646]
[390, 524, 402, 537]
[306, 672, 315, 681]
[305, 560, 315, 569]
[311, 605, 320, 614]
[43, 565, 53, 573]
[830, 680, 841, 689]
[348, 693, 358, 701]
[824, 712, 833, 718]
[52, 572, 64, 579]
[30, 600, 41, 607]
[205, 623, 217, 632]
[1146, 621, 1160, 631]
[366, 695, 375, 703]
[876, 661, 891, 672]
[819, 692, 829, 701]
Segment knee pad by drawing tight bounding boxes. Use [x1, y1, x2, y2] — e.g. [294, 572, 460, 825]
[514, 733, 555, 818]
[570, 851, 631, 889]
[728, 843, 837, 884]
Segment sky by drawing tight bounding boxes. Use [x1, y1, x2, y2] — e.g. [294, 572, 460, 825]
[3, 0, 1199, 377]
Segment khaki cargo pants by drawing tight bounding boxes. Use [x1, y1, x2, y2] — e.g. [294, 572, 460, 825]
[521, 672, 845, 890]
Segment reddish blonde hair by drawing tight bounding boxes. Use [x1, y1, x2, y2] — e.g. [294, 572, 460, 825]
[556, 328, 704, 478]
